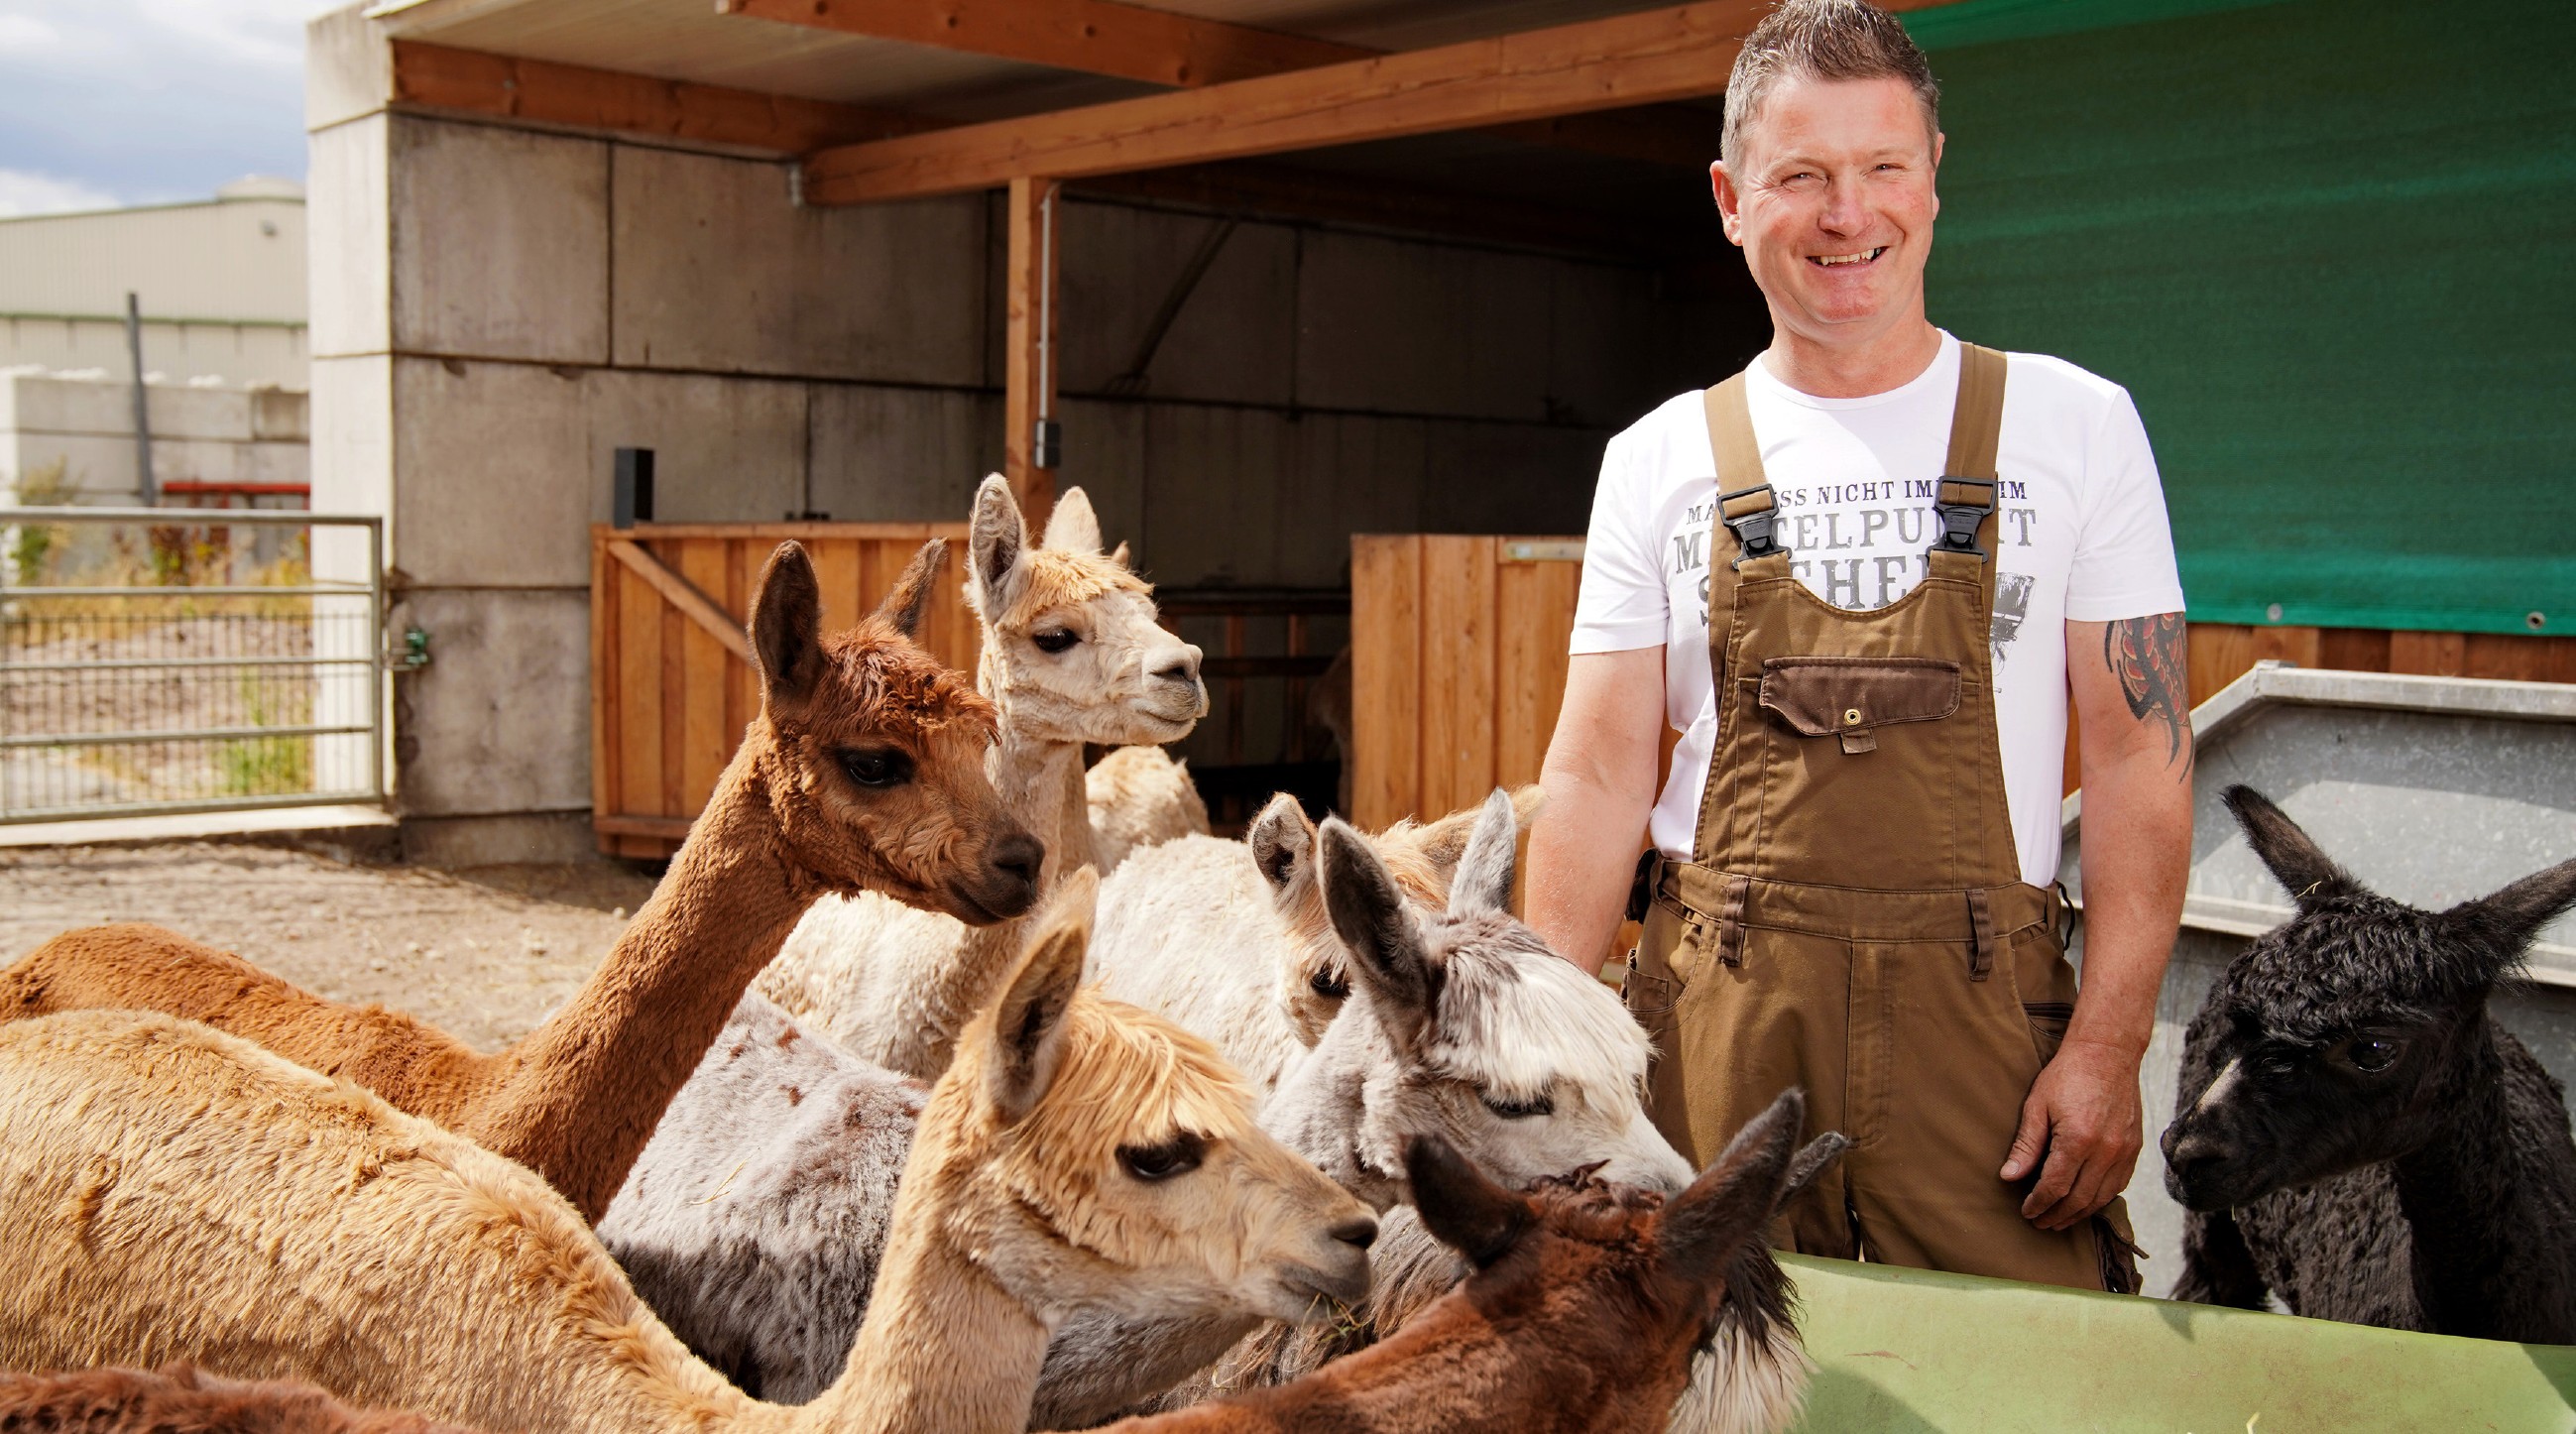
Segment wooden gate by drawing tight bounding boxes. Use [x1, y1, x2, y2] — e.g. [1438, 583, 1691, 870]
[590, 522, 976, 858]
[1350, 533, 2576, 833]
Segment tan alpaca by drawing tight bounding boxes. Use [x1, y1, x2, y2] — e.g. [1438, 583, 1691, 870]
[759, 476, 1207, 1079]
[0, 540, 1040, 1221]
[0, 871, 1376, 1434]
[1085, 745, 1211, 874]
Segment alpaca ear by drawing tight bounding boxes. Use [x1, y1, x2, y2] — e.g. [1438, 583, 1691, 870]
[2224, 786, 2355, 910]
[970, 474, 1029, 620]
[1109, 540, 1131, 568]
[2443, 856, 2576, 980]
[989, 867, 1097, 1125]
[1776, 1131, 1851, 1214]
[1446, 787, 1519, 918]
[750, 540, 824, 716]
[1405, 785, 1545, 883]
[1660, 1088, 1807, 1292]
[1041, 486, 1105, 554]
[1405, 1135, 1531, 1269]
[872, 538, 946, 641]
[1319, 818, 1439, 1042]
[1246, 792, 1314, 896]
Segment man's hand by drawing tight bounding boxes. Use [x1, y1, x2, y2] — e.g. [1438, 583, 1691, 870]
[2001, 1036, 2145, 1230]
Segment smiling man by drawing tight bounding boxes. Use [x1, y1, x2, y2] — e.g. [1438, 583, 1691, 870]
[1526, 0, 2191, 1290]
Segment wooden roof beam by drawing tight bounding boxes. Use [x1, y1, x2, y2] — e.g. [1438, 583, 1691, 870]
[720, 0, 1369, 88]
[801, 0, 1955, 204]
[388, 39, 936, 153]
[729, 0, 1722, 171]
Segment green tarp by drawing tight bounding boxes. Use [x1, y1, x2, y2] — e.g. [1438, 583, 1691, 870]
[1908, 0, 2576, 635]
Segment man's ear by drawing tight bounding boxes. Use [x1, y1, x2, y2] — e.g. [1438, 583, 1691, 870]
[1710, 161, 1744, 246]
[987, 867, 1097, 1126]
[751, 541, 823, 716]
[872, 538, 945, 641]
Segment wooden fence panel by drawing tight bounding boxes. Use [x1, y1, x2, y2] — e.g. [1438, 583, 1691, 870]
[1352, 535, 2576, 832]
[590, 523, 975, 858]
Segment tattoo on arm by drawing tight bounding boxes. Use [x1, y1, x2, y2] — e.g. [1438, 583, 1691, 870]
[2105, 614, 2191, 777]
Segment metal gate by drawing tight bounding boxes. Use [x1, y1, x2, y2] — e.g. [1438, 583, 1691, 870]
[0, 508, 386, 823]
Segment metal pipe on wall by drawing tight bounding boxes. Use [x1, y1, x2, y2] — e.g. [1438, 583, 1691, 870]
[123, 292, 155, 506]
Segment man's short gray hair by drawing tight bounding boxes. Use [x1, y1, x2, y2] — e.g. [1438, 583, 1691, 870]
[1720, 0, 1941, 167]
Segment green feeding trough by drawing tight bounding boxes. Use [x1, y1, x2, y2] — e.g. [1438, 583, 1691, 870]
[1784, 1255, 2576, 1431]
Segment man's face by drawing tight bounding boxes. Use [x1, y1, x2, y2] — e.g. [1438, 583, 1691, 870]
[1714, 73, 1941, 346]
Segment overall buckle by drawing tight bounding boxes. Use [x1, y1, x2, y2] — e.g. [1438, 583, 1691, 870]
[1928, 476, 1997, 561]
[1719, 484, 1790, 569]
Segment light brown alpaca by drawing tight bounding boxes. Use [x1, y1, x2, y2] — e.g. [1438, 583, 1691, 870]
[759, 475, 1208, 1078]
[0, 872, 1376, 1434]
[1085, 1095, 1827, 1434]
[0, 539, 1040, 1220]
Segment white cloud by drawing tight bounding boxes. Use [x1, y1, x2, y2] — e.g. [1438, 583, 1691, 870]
[0, 167, 121, 217]
[0, 14, 62, 52]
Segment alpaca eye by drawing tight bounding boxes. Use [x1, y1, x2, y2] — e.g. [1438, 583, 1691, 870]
[1117, 1133, 1207, 1182]
[2346, 1037, 2400, 1073]
[1308, 968, 1349, 1001]
[1031, 629, 1079, 655]
[1480, 1091, 1554, 1120]
[836, 748, 911, 788]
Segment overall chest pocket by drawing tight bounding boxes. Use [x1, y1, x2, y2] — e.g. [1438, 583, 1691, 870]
[1750, 657, 1965, 886]
[1758, 657, 1961, 753]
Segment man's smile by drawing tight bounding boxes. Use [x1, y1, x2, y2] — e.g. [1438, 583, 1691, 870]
[1810, 246, 1889, 267]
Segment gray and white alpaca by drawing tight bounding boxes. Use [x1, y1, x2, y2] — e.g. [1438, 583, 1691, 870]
[2161, 784, 2576, 1343]
[1087, 787, 1544, 1101]
[1036, 791, 1812, 1434]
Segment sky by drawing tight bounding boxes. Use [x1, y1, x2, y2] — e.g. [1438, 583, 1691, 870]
[0, 0, 332, 216]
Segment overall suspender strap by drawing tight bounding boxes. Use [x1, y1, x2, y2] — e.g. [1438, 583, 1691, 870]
[1928, 343, 2011, 613]
[1695, 372, 1777, 869]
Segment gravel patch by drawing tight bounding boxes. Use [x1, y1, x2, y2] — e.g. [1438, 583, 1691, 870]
[0, 841, 660, 1052]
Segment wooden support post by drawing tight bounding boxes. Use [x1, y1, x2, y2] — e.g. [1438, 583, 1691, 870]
[1004, 176, 1062, 532]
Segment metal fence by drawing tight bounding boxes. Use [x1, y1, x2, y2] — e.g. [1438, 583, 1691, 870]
[0, 508, 385, 823]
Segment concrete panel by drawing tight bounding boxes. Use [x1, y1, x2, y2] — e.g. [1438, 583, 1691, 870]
[808, 384, 997, 525]
[11, 435, 141, 500]
[1294, 230, 1554, 422]
[1059, 204, 1296, 409]
[253, 389, 309, 442]
[1419, 418, 1605, 537]
[390, 118, 608, 365]
[143, 386, 257, 443]
[581, 369, 806, 526]
[400, 811, 598, 868]
[308, 113, 390, 360]
[309, 353, 391, 524]
[389, 358, 595, 588]
[305, 3, 392, 135]
[390, 586, 592, 818]
[610, 147, 984, 385]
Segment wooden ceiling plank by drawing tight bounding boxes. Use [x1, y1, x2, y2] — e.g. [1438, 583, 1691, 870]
[800, 0, 1800, 203]
[719, 0, 1370, 88]
[388, 39, 934, 153]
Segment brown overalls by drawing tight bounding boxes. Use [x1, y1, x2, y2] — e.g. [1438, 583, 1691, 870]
[1625, 344, 2138, 1292]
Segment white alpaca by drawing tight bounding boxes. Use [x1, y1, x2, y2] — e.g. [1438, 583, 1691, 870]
[0, 875, 1376, 1434]
[1087, 787, 1544, 1100]
[757, 476, 1205, 1079]
[1085, 745, 1211, 874]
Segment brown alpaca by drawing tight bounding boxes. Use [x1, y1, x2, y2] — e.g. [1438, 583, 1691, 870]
[0, 1365, 476, 1434]
[1086, 1092, 1828, 1434]
[0, 538, 1041, 1221]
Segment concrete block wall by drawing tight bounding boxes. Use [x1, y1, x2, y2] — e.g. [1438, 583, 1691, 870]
[0, 372, 308, 502]
[306, 14, 1749, 854]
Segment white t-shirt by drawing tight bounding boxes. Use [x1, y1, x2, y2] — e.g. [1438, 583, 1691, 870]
[1571, 331, 2185, 888]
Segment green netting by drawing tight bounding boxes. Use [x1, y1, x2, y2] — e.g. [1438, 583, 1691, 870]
[1909, 0, 2576, 635]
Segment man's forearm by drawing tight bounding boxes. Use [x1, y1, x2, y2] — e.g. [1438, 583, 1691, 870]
[2068, 745, 2190, 1057]
[1527, 760, 1654, 978]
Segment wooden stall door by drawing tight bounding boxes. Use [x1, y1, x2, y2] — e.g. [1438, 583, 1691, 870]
[1352, 534, 2576, 832]
[590, 523, 977, 859]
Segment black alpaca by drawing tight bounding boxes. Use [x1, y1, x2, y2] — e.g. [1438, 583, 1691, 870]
[2161, 786, 2576, 1343]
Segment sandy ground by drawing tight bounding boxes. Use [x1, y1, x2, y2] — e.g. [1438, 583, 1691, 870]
[0, 840, 660, 1052]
